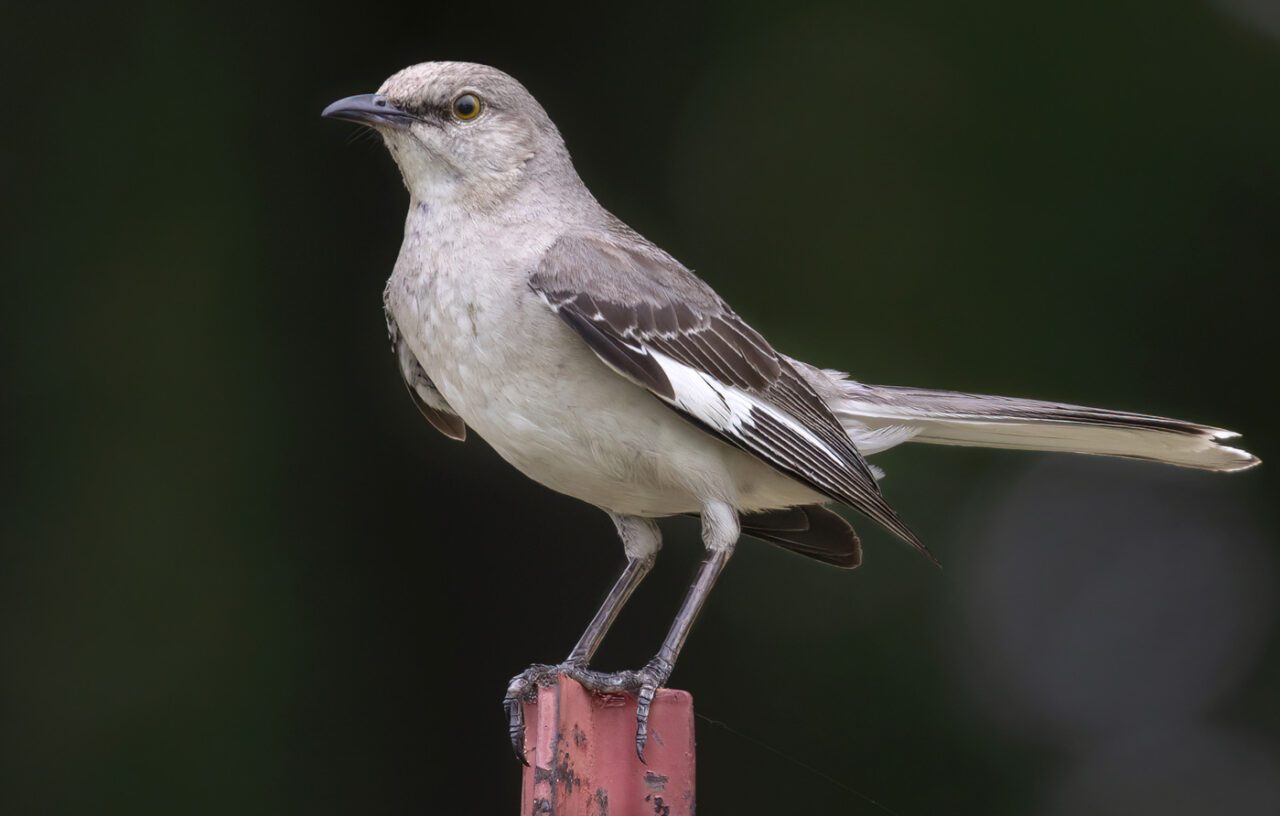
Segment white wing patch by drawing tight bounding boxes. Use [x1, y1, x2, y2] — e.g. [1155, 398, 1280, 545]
[650, 349, 753, 431]
[649, 350, 852, 470]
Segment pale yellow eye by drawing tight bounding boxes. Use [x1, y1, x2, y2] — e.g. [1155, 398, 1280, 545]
[452, 93, 481, 121]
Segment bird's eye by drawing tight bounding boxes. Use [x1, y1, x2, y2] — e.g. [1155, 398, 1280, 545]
[452, 93, 482, 121]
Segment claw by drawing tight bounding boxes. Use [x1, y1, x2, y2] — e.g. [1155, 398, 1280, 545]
[504, 658, 672, 762]
[504, 689, 529, 765]
[503, 663, 558, 764]
[632, 657, 671, 762]
[635, 682, 657, 762]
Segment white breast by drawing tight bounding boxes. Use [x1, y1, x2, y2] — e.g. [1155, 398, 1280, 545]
[385, 205, 824, 517]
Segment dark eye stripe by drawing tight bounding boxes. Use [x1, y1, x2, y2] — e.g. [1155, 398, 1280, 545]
[400, 101, 447, 119]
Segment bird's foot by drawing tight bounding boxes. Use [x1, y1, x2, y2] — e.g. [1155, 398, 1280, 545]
[503, 658, 673, 763]
[504, 662, 571, 764]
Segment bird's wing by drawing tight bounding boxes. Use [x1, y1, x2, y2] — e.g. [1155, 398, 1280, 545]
[530, 232, 928, 556]
[691, 505, 863, 568]
[387, 313, 466, 442]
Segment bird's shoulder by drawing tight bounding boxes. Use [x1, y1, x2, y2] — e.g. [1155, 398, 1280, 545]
[531, 223, 724, 310]
[529, 225, 783, 392]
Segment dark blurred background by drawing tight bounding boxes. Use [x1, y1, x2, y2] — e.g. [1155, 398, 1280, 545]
[3, 0, 1279, 813]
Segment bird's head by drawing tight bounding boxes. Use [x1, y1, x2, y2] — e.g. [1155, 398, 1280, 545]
[323, 61, 571, 205]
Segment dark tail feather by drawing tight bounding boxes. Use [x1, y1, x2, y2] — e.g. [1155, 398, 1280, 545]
[739, 505, 862, 569]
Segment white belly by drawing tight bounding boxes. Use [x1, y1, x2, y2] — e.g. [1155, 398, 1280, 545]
[387, 261, 822, 517]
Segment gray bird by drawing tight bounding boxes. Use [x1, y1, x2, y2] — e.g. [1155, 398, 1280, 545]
[322, 61, 1259, 761]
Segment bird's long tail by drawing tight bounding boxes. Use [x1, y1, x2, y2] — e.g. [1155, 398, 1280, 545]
[826, 379, 1259, 472]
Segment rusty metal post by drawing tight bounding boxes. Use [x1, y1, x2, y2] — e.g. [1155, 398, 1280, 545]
[520, 675, 695, 815]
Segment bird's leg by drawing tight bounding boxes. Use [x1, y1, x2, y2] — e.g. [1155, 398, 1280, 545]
[563, 518, 662, 667]
[504, 515, 660, 761]
[631, 501, 738, 760]
[535, 502, 739, 761]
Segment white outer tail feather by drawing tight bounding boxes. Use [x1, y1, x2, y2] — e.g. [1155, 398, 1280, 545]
[825, 379, 1260, 473]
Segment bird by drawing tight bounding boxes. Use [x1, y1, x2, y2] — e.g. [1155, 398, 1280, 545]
[321, 61, 1260, 761]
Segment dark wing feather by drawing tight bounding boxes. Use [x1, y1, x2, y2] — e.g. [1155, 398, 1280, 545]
[532, 232, 930, 559]
[554, 305, 674, 400]
[387, 313, 466, 442]
[405, 382, 467, 441]
[739, 505, 863, 568]
[684, 505, 862, 568]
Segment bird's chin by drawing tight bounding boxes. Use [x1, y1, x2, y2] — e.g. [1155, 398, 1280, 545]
[382, 143, 458, 198]
[378, 125, 436, 151]
[378, 129, 429, 166]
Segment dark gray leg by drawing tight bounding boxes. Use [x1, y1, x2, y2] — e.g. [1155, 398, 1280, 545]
[632, 544, 734, 759]
[634, 501, 738, 759]
[565, 553, 655, 665]
[542, 501, 740, 761]
[504, 515, 661, 761]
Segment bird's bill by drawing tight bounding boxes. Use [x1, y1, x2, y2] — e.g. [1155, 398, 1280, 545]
[321, 93, 415, 130]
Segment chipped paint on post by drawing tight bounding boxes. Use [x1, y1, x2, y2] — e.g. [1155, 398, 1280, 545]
[642, 772, 668, 791]
[520, 675, 695, 815]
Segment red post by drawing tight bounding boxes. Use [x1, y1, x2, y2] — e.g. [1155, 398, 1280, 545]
[520, 675, 695, 815]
